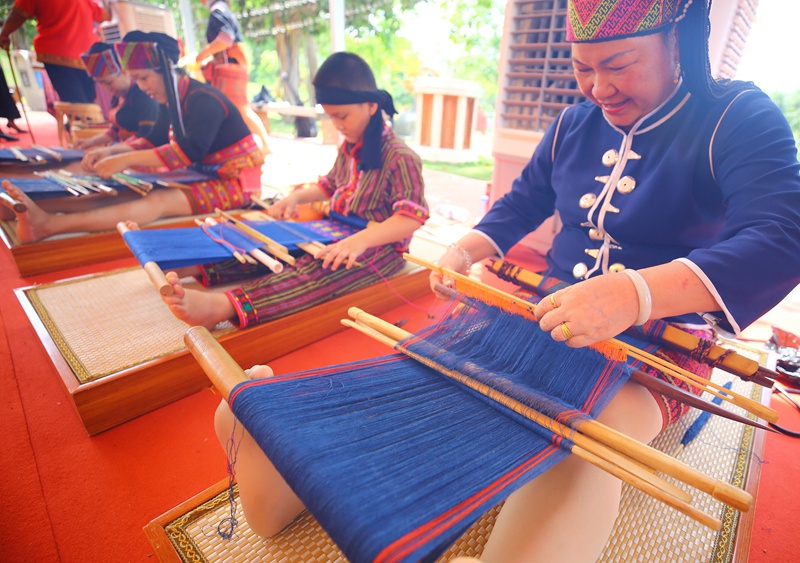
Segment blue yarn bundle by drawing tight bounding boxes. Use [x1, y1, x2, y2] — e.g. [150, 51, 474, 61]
[228, 298, 630, 563]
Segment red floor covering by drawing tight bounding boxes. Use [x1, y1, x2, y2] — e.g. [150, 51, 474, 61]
[1, 111, 799, 562]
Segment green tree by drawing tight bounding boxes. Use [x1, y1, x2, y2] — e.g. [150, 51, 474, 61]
[769, 90, 800, 155]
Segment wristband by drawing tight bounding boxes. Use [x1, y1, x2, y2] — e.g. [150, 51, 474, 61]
[621, 269, 652, 326]
[447, 243, 472, 274]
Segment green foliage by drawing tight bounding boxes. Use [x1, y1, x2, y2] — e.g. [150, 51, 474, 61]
[768, 90, 800, 156]
[423, 156, 494, 181]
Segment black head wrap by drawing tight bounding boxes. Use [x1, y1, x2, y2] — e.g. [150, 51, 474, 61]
[315, 85, 398, 171]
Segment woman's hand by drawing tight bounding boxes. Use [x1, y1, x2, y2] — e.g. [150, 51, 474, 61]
[429, 244, 470, 295]
[266, 194, 299, 220]
[534, 272, 639, 347]
[82, 147, 114, 172]
[93, 153, 132, 178]
[316, 233, 370, 270]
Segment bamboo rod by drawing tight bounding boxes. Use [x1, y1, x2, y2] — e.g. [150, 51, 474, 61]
[409, 253, 776, 424]
[249, 198, 328, 258]
[116, 221, 172, 296]
[487, 259, 775, 386]
[184, 326, 247, 398]
[32, 144, 62, 161]
[347, 307, 753, 513]
[216, 208, 296, 265]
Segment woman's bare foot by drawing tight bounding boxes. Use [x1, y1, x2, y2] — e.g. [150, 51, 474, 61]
[161, 271, 236, 329]
[2, 181, 54, 242]
[244, 365, 273, 380]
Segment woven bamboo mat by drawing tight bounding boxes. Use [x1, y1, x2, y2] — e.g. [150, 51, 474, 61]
[156, 354, 767, 563]
[24, 268, 235, 383]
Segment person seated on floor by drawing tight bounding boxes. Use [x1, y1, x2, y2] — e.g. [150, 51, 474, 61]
[3, 31, 263, 243]
[73, 41, 162, 151]
[160, 51, 428, 330]
[211, 0, 800, 557]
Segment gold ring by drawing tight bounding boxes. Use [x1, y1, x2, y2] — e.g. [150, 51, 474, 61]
[549, 294, 557, 308]
[560, 322, 574, 340]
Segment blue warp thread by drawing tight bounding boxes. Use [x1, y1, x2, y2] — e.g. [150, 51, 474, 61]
[120, 219, 361, 269]
[226, 297, 630, 563]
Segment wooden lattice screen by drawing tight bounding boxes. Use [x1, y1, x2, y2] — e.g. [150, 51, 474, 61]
[500, 0, 585, 133]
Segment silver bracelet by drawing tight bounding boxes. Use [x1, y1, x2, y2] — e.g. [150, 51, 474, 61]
[447, 243, 472, 274]
[621, 269, 652, 326]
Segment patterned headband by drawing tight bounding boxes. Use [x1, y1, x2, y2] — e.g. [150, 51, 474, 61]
[567, 0, 693, 42]
[81, 49, 122, 78]
[114, 41, 163, 71]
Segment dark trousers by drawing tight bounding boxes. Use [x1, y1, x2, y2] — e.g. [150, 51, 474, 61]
[44, 63, 96, 103]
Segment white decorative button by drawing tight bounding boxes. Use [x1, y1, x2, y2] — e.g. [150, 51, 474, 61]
[609, 262, 625, 273]
[579, 193, 597, 208]
[602, 149, 619, 166]
[572, 262, 588, 278]
[588, 228, 604, 240]
[617, 176, 636, 194]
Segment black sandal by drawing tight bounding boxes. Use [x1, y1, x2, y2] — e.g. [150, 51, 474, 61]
[7, 122, 28, 134]
[0, 131, 19, 142]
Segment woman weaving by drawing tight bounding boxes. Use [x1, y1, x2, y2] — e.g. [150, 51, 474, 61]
[160, 52, 428, 330]
[73, 41, 161, 150]
[425, 0, 800, 560]
[209, 1, 799, 562]
[4, 31, 263, 243]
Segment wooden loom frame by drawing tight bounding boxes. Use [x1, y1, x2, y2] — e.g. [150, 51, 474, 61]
[15, 266, 431, 435]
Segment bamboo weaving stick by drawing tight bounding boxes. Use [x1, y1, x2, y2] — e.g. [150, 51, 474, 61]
[408, 253, 776, 424]
[488, 259, 776, 387]
[346, 307, 752, 514]
[215, 208, 296, 265]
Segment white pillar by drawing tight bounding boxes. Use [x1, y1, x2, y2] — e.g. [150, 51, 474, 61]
[430, 93, 443, 149]
[329, 0, 345, 52]
[177, 0, 197, 52]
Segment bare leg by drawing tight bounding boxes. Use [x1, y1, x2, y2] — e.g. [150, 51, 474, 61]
[480, 381, 663, 563]
[239, 103, 271, 156]
[215, 365, 305, 538]
[161, 271, 237, 329]
[4, 180, 193, 242]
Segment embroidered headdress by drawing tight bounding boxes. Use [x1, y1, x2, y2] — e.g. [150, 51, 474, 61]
[81, 43, 122, 78]
[566, 0, 692, 42]
[115, 32, 186, 138]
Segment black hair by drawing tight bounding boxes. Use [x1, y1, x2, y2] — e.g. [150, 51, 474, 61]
[677, 0, 755, 100]
[312, 52, 378, 92]
[87, 42, 114, 55]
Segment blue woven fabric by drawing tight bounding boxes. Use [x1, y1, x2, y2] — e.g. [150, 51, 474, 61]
[228, 298, 630, 563]
[121, 219, 360, 269]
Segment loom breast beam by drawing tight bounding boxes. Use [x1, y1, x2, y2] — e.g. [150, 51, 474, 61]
[488, 259, 776, 387]
[407, 253, 778, 424]
[185, 326, 246, 399]
[345, 307, 752, 516]
[116, 222, 173, 296]
[0, 191, 26, 212]
[215, 208, 296, 265]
